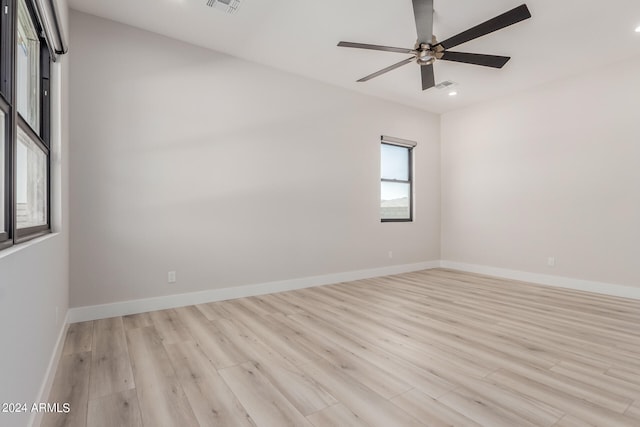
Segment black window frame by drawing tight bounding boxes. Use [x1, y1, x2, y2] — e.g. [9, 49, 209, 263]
[0, 0, 14, 250]
[0, 0, 52, 251]
[380, 136, 415, 223]
[0, 96, 10, 249]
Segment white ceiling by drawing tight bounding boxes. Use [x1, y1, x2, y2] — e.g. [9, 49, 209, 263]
[68, 0, 640, 113]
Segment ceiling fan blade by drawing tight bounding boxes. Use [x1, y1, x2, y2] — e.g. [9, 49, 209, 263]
[337, 41, 414, 54]
[357, 57, 415, 82]
[440, 51, 511, 68]
[420, 64, 435, 90]
[412, 0, 434, 43]
[437, 4, 531, 50]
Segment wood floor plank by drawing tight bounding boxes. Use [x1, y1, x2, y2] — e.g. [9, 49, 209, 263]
[237, 295, 279, 316]
[173, 305, 247, 369]
[195, 301, 235, 321]
[458, 376, 564, 426]
[41, 352, 91, 427]
[551, 361, 640, 400]
[219, 362, 313, 427]
[626, 400, 640, 419]
[258, 293, 305, 315]
[607, 368, 640, 388]
[262, 312, 333, 359]
[490, 320, 618, 370]
[294, 288, 497, 379]
[286, 311, 458, 398]
[439, 378, 564, 427]
[297, 358, 424, 427]
[552, 415, 597, 427]
[486, 368, 638, 426]
[289, 302, 489, 387]
[268, 292, 310, 314]
[86, 389, 142, 427]
[331, 280, 565, 370]
[276, 316, 413, 400]
[306, 403, 369, 427]
[47, 269, 640, 427]
[437, 389, 540, 427]
[125, 326, 175, 390]
[62, 322, 93, 355]
[148, 309, 193, 344]
[500, 362, 633, 413]
[216, 318, 338, 416]
[89, 317, 135, 399]
[223, 300, 318, 366]
[125, 326, 198, 427]
[134, 382, 199, 427]
[164, 340, 256, 427]
[122, 312, 153, 331]
[193, 302, 223, 321]
[391, 388, 483, 427]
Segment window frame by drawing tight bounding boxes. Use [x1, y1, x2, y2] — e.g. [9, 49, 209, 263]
[380, 136, 415, 223]
[0, 0, 14, 250]
[1, 0, 14, 99]
[15, 114, 49, 240]
[0, 0, 52, 251]
[13, 0, 46, 135]
[0, 96, 10, 248]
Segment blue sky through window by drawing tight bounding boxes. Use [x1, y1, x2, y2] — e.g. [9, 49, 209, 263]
[381, 144, 409, 181]
[381, 144, 410, 201]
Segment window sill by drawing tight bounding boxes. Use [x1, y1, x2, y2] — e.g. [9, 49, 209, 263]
[0, 231, 60, 260]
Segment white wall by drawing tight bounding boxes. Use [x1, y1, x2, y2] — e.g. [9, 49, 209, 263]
[69, 11, 441, 308]
[0, 1, 69, 426]
[442, 55, 640, 288]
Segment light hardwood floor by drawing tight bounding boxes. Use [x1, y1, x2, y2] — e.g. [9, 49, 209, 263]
[42, 269, 640, 426]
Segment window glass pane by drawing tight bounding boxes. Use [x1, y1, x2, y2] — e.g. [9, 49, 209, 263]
[381, 144, 409, 180]
[0, 111, 4, 233]
[16, 128, 47, 229]
[381, 181, 410, 220]
[17, 0, 41, 133]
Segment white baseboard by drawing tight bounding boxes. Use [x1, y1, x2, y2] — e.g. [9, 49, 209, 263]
[67, 259, 638, 324]
[441, 261, 640, 300]
[29, 310, 70, 427]
[68, 261, 441, 323]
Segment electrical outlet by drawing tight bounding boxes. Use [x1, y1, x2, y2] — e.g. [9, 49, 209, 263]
[168, 271, 177, 284]
[547, 257, 556, 267]
[388, 251, 393, 259]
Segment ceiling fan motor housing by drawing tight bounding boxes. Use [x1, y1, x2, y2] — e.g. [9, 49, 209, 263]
[416, 43, 435, 65]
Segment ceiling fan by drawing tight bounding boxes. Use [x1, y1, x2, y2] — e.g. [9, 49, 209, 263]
[337, 1, 531, 90]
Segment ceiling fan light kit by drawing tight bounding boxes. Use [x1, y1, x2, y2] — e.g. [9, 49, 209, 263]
[337, 1, 532, 91]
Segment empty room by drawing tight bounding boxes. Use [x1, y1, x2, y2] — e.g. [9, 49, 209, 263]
[1, 0, 640, 426]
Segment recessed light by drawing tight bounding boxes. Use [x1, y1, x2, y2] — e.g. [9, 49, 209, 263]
[636, 25, 640, 33]
[448, 90, 458, 97]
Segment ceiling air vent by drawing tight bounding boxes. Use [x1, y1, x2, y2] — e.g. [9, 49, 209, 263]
[435, 80, 456, 89]
[206, 0, 241, 14]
